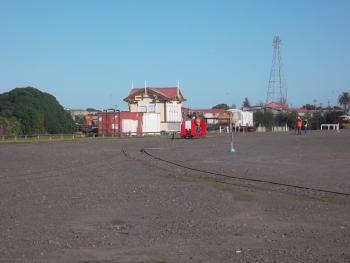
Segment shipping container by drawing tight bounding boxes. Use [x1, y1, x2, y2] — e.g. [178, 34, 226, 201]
[98, 112, 120, 136]
[142, 113, 161, 135]
[98, 111, 142, 136]
[226, 109, 254, 127]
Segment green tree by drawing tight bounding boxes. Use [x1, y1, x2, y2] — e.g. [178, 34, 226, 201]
[212, 103, 230, 110]
[8, 117, 21, 134]
[338, 92, 350, 112]
[242, 97, 251, 108]
[0, 87, 74, 135]
[274, 112, 288, 126]
[0, 116, 9, 135]
[310, 111, 324, 130]
[253, 110, 274, 128]
[301, 104, 315, 110]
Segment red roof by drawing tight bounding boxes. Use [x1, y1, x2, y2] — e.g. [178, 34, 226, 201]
[264, 101, 288, 110]
[124, 87, 185, 102]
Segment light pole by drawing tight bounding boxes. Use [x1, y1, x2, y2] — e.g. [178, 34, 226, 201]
[229, 112, 235, 153]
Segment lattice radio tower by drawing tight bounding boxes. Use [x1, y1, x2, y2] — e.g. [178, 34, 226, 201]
[266, 35, 288, 105]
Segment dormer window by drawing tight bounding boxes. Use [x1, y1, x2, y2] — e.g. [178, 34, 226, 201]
[148, 104, 155, 112]
[138, 105, 147, 112]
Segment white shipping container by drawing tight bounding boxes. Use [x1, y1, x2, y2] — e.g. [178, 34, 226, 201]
[122, 119, 138, 135]
[142, 113, 161, 134]
[227, 109, 254, 127]
[241, 111, 253, 127]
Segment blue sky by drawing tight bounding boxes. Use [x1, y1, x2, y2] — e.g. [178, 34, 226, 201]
[1, 0, 349, 110]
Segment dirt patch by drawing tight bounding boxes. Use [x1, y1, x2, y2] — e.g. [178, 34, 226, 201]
[173, 173, 255, 202]
[94, 219, 131, 234]
[211, 181, 255, 202]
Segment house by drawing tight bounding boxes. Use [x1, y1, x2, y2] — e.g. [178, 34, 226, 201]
[124, 86, 186, 132]
[263, 101, 288, 113]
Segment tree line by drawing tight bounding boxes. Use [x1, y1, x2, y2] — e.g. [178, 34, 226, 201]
[253, 110, 344, 130]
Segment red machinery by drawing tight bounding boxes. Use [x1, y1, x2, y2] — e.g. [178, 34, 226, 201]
[180, 117, 207, 138]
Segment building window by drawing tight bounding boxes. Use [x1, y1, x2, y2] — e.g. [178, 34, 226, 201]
[147, 104, 155, 112]
[138, 105, 147, 112]
[167, 104, 180, 122]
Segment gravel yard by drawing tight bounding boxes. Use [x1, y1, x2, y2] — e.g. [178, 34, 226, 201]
[0, 131, 349, 262]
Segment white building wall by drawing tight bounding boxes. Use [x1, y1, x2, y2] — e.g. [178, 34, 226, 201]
[129, 104, 138, 112]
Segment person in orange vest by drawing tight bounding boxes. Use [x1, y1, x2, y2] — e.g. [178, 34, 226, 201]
[297, 116, 303, 135]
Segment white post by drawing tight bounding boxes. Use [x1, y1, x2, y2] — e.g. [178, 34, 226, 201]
[230, 118, 235, 153]
[219, 126, 222, 133]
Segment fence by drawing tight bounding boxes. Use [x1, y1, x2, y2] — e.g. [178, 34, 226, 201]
[0, 132, 173, 143]
[1, 134, 90, 143]
[321, 123, 340, 131]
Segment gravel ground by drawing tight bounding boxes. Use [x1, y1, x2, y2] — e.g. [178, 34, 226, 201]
[0, 131, 349, 263]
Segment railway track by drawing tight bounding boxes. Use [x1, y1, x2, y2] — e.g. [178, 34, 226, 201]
[121, 147, 350, 202]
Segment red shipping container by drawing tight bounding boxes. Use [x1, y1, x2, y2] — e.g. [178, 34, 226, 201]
[98, 112, 142, 136]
